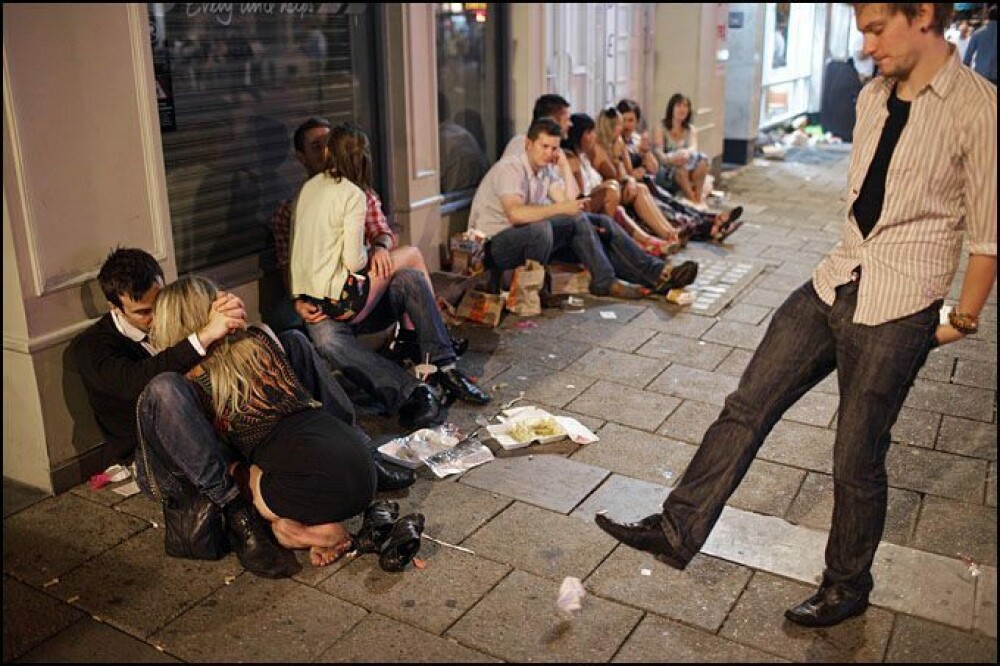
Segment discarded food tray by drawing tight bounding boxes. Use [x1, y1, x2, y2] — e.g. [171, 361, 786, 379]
[487, 407, 568, 450]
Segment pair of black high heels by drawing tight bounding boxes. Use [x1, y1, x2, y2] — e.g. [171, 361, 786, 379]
[353, 500, 425, 572]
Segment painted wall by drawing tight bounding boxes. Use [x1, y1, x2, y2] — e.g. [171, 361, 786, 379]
[652, 3, 728, 167]
[724, 3, 766, 157]
[384, 4, 445, 271]
[3, 4, 174, 491]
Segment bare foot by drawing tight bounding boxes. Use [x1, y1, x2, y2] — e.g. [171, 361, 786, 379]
[310, 545, 345, 567]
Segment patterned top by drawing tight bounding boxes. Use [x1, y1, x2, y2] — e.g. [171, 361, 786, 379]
[812, 51, 997, 325]
[193, 327, 320, 459]
[271, 188, 397, 272]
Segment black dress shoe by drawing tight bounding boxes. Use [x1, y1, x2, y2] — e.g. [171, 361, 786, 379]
[594, 512, 689, 570]
[379, 512, 425, 572]
[433, 367, 491, 405]
[450, 336, 469, 357]
[398, 385, 442, 429]
[386, 339, 421, 366]
[784, 585, 870, 628]
[223, 498, 298, 579]
[373, 456, 416, 491]
[353, 500, 400, 554]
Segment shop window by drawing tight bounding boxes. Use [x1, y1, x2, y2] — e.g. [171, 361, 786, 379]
[147, 3, 381, 275]
[435, 3, 506, 203]
[760, 2, 818, 128]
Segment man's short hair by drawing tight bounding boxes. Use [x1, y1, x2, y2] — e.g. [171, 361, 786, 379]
[526, 116, 563, 142]
[531, 94, 571, 121]
[97, 247, 164, 309]
[851, 3, 953, 34]
[293, 117, 331, 154]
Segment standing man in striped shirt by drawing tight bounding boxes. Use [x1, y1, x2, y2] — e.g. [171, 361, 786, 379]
[596, 2, 996, 628]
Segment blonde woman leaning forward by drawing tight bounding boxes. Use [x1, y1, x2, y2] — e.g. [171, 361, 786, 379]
[153, 275, 377, 567]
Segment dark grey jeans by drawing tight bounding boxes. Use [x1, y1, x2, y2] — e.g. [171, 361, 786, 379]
[487, 214, 617, 294]
[659, 278, 939, 594]
[306, 268, 448, 410]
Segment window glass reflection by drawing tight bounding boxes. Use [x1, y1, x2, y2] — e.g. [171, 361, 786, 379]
[435, 3, 498, 198]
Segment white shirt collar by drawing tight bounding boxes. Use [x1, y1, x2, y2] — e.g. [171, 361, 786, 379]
[111, 309, 157, 355]
[111, 308, 147, 342]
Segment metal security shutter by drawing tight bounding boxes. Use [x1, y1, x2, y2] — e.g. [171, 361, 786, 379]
[148, 3, 375, 274]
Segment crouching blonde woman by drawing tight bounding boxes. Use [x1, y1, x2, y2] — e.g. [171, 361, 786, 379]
[152, 275, 376, 567]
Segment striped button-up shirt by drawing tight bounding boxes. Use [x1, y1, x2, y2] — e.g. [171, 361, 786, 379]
[813, 51, 996, 325]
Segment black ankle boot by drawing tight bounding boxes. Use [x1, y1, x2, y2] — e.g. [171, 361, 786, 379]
[354, 500, 400, 554]
[378, 513, 425, 572]
[223, 497, 297, 579]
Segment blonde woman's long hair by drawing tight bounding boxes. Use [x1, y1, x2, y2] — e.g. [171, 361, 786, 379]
[151, 275, 270, 416]
[595, 107, 622, 157]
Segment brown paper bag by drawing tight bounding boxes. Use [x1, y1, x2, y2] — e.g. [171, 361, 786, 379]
[547, 261, 591, 295]
[506, 259, 545, 316]
[456, 290, 505, 327]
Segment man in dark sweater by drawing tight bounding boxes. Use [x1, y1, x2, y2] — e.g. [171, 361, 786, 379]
[74, 248, 302, 578]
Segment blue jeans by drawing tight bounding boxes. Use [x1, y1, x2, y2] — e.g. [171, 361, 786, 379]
[135, 330, 362, 506]
[658, 279, 938, 594]
[307, 269, 450, 411]
[488, 215, 617, 294]
[135, 373, 240, 507]
[365, 268, 454, 368]
[278, 329, 356, 427]
[574, 213, 666, 289]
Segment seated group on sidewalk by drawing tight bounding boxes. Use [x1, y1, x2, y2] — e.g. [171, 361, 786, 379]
[71, 97, 733, 579]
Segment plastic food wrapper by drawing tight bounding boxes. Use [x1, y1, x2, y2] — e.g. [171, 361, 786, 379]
[422, 438, 495, 479]
[487, 406, 599, 450]
[556, 576, 586, 616]
[378, 424, 494, 478]
[378, 425, 461, 469]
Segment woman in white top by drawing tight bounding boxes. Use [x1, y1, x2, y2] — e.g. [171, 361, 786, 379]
[652, 93, 710, 205]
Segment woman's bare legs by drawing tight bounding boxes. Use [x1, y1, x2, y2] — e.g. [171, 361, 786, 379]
[239, 463, 354, 567]
[632, 183, 682, 242]
[690, 160, 709, 203]
[674, 167, 698, 203]
[389, 246, 433, 288]
[609, 206, 676, 256]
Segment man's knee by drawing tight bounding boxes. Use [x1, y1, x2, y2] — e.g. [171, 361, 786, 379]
[520, 222, 554, 247]
[142, 372, 193, 410]
[278, 328, 310, 355]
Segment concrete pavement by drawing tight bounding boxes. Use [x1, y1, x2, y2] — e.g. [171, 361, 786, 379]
[4, 146, 996, 662]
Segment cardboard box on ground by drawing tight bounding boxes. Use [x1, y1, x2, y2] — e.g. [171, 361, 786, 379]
[448, 231, 486, 277]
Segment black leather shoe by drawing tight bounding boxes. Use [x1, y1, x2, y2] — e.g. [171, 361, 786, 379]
[594, 512, 689, 570]
[398, 384, 442, 429]
[450, 336, 469, 357]
[224, 498, 298, 579]
[374, 457, 416, 491]
[354, 500, 400, 554]
[386, 339, 421, 366]
[379, 512, 425, 572]
[784, 585, 869, 628]
[433, 368, 491, 405]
